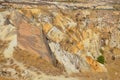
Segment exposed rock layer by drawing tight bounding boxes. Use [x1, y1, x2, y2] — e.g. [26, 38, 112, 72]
[0, 1, 120, 80]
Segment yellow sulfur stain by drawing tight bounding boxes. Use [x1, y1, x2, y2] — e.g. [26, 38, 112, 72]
[43, 23, 53, 34]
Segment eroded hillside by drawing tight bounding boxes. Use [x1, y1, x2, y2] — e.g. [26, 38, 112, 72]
[0, 0, 120, 80]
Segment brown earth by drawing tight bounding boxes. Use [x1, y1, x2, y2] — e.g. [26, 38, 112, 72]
[0, 1, 120, 80]
[0, 76, 15, 80]
[13, 47, 64, 76]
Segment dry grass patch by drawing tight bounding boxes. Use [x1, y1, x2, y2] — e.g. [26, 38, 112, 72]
[0, 76, 15, 80]
[13, 47, 63, 75]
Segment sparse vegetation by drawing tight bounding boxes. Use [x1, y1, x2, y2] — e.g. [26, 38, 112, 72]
[13, 47, 63, 75]
[97, 55, 105, 64]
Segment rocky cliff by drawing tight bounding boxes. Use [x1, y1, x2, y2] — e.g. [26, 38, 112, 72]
[0, 0, 120, 80]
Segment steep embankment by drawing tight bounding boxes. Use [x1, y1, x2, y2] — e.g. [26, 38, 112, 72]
[0, 0, 120, 80]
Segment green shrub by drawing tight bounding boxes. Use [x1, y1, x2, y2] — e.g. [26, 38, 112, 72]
[97, 55, 105, 64]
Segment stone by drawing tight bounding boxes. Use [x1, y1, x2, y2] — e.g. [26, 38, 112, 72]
[0, 1, 120, 80]
[47, 27, 66, 43]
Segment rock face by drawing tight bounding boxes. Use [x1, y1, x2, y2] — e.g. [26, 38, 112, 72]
[0, 10, 55, 64]
[39, 7, 120, 73]
[14, 12, 55, 64]
[0, 0, 120, 80]
[0, 11, 17, 58]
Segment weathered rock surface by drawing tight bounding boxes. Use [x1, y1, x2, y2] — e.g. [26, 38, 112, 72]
[0, 0, 120, 80]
